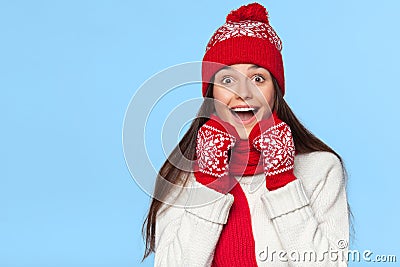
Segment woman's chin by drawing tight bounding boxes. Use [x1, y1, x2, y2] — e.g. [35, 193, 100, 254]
[235, 127, 249, 139]
[230, 121, 256, 139]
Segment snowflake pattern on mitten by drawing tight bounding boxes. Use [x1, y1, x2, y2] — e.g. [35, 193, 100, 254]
[196, 124, 236, 178]
[252, 121, 295, 176]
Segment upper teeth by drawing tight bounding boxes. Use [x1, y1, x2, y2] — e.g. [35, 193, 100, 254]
[232, 107, 255, 112]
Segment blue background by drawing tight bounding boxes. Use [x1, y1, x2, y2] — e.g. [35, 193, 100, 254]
[1, 0, 399, 266]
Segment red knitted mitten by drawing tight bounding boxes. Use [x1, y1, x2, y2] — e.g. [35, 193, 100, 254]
[194, 114, 240, 194]
[249, 111, 297, 191]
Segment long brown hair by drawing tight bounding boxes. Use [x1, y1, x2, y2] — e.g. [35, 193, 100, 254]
[141, 76, 352, 261]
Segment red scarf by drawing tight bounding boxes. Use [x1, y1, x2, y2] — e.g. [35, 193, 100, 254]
[211, 138, 263, 267]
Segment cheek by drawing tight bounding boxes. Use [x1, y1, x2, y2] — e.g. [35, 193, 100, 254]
[213, 86, 233, 118]
[213, 86, 232, 108]
[259, 85, 275, 108]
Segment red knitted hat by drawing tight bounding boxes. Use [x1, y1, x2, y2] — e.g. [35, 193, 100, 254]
[202, 3, 285, 96]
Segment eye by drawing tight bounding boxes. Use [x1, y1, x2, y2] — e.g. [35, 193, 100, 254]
[252, 74, 265, 83]
[221, 76, 234, 84]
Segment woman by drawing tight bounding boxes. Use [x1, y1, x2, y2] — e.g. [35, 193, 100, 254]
[142, 3, 350, 266]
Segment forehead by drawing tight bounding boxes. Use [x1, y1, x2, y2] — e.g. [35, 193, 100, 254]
[216, 64, 269, 74]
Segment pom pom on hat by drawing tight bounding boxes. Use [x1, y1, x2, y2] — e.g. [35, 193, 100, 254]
[226, 2, 269, 23]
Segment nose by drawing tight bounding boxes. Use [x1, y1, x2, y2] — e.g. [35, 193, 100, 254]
[235, 77, 253, 100]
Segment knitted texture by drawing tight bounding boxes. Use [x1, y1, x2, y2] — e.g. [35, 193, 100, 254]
[194, 111, 297, 265]
[211, 182, 258, 267]
[249, 111, 297, 190]
[194, 114, 261, 265]
[155, 152, 350, 266]
[202, 3, 285, 96]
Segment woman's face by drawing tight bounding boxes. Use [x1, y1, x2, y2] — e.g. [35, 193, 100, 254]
[213, 63, 275, 139]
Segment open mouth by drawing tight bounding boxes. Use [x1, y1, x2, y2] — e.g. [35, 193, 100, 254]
[230, 106, 260, 123]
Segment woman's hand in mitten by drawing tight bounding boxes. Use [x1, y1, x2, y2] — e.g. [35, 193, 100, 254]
[194, 114, 240, 194]
[248, 111, 297, 191]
